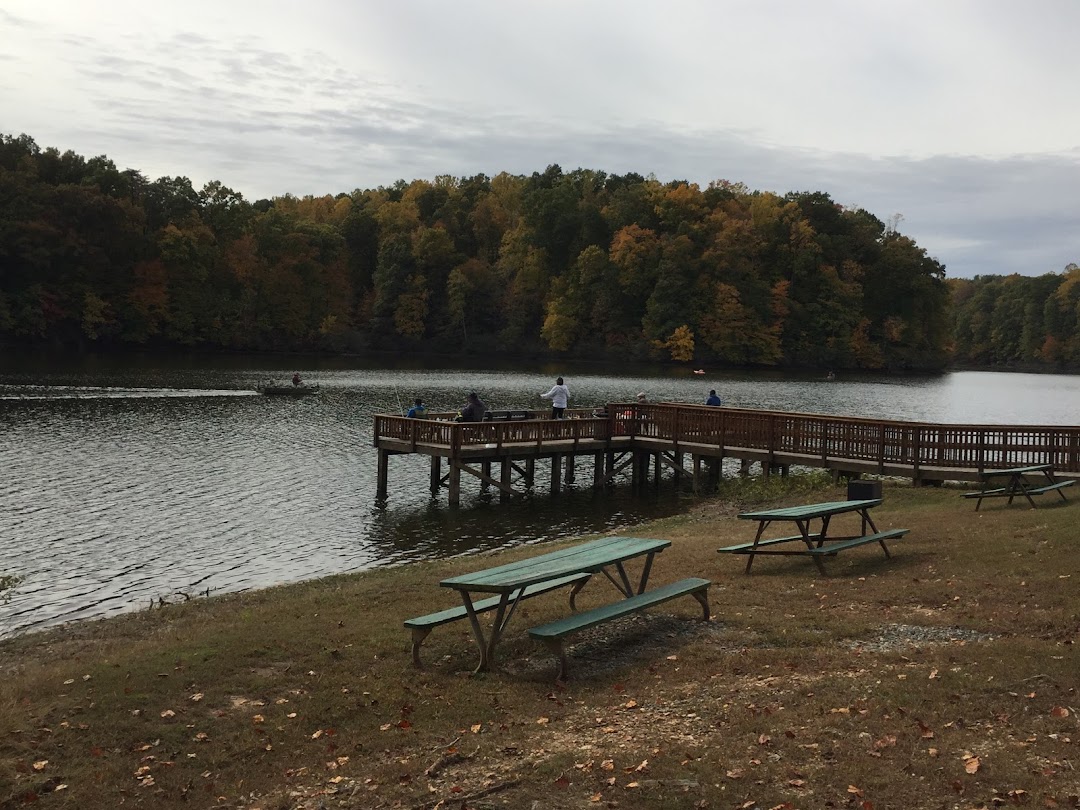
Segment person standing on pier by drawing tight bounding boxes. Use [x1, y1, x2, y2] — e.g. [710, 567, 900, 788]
[705, 389, 722, 406]
[540, 376, 570, 419]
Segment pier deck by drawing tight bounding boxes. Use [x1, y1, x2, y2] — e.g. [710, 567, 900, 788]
[373, 404, 1080, 505]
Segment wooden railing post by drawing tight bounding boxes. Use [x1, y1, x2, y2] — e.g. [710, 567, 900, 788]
[912, 426, 922, 483]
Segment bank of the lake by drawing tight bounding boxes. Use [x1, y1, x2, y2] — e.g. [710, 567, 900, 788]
[2, 478, 1079, 810]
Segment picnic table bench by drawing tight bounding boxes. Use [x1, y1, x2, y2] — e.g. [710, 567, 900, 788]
[718, 498, 909, 575]
[404, 535, 710, 679]
[962, 464, 1074, 510]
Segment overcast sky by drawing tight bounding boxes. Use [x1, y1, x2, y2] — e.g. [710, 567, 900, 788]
[3, 0, 1079, 279]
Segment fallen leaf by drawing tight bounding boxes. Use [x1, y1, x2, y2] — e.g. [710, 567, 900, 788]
[537, 717, 550, 725]
[470, 723, 482, 733]
[252, 715, 264, 724]
[965, 756, 980, 774]
[848, 785, 864, 797]
[1051, 706, 1070, 718]
[160, 710, 176, 719]
[32, 761, 48, 771]
[190, 693, 204, 702]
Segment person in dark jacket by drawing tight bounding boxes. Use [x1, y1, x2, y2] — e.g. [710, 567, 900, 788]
[458, 392, 487, 422]
[705, 389, 722, 406]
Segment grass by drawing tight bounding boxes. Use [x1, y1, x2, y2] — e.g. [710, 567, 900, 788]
[2, 478, 1079, 810]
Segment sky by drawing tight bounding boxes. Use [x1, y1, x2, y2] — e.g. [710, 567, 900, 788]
[2, 0, 1079, 279]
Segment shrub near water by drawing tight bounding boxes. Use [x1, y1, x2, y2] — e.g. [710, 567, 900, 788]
[1, 480, 1079, 810]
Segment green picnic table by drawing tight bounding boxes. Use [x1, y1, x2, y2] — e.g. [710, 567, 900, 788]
[718, 498, 909, 575]
[962, 464, 1074, 510]
[406, 535, 710, 678]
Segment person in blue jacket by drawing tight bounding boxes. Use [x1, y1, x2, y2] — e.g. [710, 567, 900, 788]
[705, 389, 722, 406]
[406, 398, 427, 418]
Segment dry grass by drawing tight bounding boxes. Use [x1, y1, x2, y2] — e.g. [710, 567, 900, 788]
[2, 479, 1079, 810]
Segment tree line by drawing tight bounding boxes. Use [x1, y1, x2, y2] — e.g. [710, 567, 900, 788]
[1, 132, 957, 370]
[949, 268, 1080, 370]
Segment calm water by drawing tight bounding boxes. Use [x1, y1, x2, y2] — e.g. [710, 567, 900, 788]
[2, 354, 1079, 638]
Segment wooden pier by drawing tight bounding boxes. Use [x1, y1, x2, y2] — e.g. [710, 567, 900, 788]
[373, 404, 1080, 505]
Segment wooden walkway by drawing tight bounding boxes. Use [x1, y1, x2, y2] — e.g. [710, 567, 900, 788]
[373, 404, 1080, 505]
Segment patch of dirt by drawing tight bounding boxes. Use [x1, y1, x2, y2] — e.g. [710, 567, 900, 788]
[845, 622, 995, 652]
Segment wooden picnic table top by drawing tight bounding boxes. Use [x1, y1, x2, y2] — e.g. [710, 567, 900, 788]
[440, 535, 670, 594]
[737, 499, 883, 522]
[980, 464, 1053, 477]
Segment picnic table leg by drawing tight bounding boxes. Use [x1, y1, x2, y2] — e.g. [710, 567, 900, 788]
[800, 518, 828, 576]
[857, 509, 889, 557]
[636, 551, 656, 594]
[460, 591, 504, 673]
[744, 521, 769, 574]
[1048, 472, 1070, 502]
[613, 565, 635, 596]
[568, 576, 591, 610]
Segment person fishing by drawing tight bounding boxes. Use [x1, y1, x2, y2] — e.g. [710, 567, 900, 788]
[540, 376, 570, 419]
[292, 372, 302, 387]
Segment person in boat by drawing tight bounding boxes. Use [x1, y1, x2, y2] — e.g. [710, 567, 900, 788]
[540, 376, 570, 419]
[705, 389, 722, 406]
[457, 392, 487, 423]
[406, 397, 427, 418]
[292, 372, 302, 387]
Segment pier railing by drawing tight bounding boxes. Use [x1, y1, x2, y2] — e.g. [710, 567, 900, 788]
[374, 404, 1080, 474]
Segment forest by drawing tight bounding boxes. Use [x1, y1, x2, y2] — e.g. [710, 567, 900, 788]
[2, 130, 1055, 373]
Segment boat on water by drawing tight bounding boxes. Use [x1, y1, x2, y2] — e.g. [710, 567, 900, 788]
[256, 384, 319, 396]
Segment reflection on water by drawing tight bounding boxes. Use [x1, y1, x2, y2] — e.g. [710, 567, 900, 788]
[2, 355, 1079, 638]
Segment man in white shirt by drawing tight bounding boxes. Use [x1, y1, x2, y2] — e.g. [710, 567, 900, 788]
[540, 376, 570, 419]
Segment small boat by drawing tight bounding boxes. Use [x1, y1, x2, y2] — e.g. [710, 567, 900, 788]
[257, 383, 319, 396]
[692, 369, 706, 375]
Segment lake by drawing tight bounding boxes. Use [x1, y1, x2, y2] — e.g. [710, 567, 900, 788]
[2, 353, 1079, 638]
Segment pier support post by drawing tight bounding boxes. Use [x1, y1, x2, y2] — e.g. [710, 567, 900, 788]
[692, 455, 701, 494]
[377, 450, 389, 502]
[551, 455, 562, 494]
[593, 453, 604, 489]
[429, 456, 441, 497]
[653, 452, 662, 489]
[500, 460, 512, 502]
[481, 460, 491, 493]
[448, 462, 461, 507]
[525, 459, 536, 488]
[564, 455, 575, 486]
